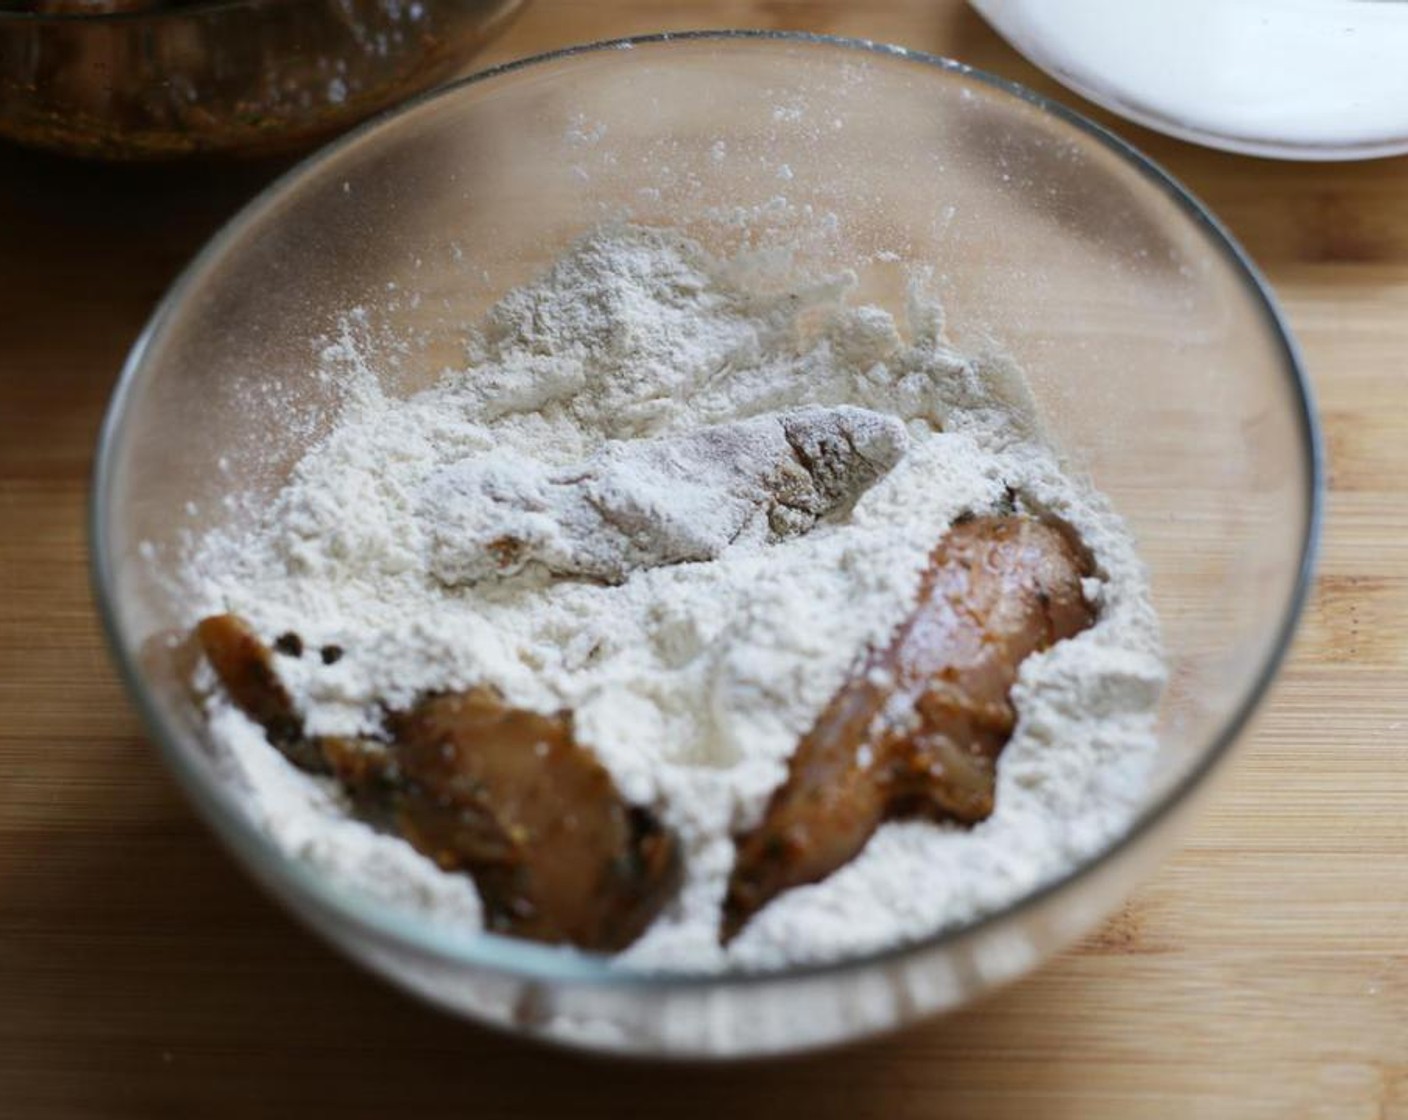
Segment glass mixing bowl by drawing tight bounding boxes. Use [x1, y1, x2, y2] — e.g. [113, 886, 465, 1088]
[0, 0, 525, 160]
[91, 32, 1321, 1058]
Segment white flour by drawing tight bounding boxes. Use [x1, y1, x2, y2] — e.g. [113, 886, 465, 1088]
[185, 224, 1165, 972]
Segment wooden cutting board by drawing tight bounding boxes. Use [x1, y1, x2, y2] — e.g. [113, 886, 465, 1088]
[2, 2, 1405, 1116]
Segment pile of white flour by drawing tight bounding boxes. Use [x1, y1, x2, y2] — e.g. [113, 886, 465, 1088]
[185, 224, 1165, 972]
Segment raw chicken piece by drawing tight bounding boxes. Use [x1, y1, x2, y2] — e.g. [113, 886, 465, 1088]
[195, 614, 681, 952]
[421, 406, 908, 585]
[722, 515, 1096, 942]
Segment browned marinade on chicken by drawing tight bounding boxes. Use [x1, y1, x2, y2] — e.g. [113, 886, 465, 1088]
[721, 515, 1096, 942]
[194, 614, 681, 953]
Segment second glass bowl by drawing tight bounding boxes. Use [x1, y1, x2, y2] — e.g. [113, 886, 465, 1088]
[0, 0, 525, 159]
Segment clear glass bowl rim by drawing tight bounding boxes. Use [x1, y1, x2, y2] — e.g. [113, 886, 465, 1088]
[89, 29, 1324, 989]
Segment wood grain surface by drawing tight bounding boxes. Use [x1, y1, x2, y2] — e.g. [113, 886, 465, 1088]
[2, 2, 1406, 1117]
